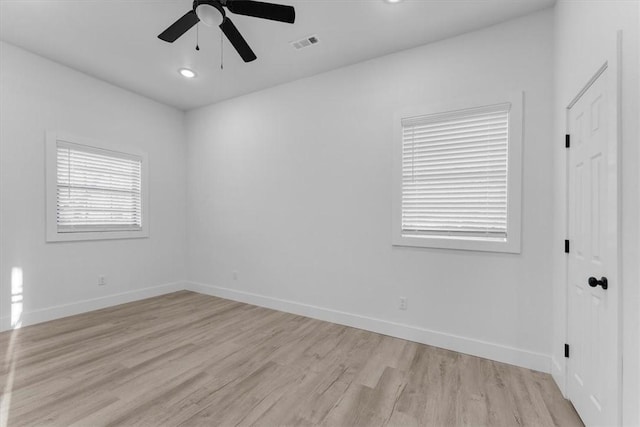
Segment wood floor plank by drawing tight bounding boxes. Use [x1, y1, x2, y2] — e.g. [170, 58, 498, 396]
[0, 291, 583, 426]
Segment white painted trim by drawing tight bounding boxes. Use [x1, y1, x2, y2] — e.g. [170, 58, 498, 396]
[551, 356, 567, 398]
[0, 279, 551, 374]
[185, 281, 550, 373]
[0, 281, 184, 332]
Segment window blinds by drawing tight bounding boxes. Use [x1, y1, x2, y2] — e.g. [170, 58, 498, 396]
[56, 141, 143, 232]
[401, 104, 510, 239]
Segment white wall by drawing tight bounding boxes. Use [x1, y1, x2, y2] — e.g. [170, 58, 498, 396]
[185, 10, 555, 372]
[0, 42, 187, 331]
[551, 1, 640, 426]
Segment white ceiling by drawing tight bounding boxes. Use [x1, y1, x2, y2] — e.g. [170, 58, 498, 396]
[0, 0, 554, 110]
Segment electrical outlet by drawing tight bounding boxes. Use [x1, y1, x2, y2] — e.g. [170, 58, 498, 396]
[399, 297, 407, 310]
[232, 271, 238, 280]
[98, 276, 106, 286]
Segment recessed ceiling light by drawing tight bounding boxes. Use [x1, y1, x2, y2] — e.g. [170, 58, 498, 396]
[178, 68, 197, 79]
[385, 0, 402, 3]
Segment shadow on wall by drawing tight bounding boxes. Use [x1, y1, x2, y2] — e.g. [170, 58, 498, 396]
[1, 267, 23, 426]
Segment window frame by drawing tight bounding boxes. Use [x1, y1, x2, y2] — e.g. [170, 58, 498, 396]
[392, 91, 523, 253]
[45, 131, 149, 242]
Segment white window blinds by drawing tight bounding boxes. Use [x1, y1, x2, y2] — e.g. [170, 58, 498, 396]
[401, 104, 510, 240]
[56, 141, 143, 233]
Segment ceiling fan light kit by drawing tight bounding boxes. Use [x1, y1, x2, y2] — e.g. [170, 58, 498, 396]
[195, 2, 225, 27]
[158, 0, 296, 63]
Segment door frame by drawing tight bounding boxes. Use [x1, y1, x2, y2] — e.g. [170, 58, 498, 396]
[563, 31, 623, 425]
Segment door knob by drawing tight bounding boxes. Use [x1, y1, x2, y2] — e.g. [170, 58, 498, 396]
[588, 276, 608, 290]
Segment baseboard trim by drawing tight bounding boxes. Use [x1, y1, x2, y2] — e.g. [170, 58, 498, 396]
[551, 356, 567, 397]
[185, 281, 551, 373]
[0, 281, 184, 332]
[0, 280, 552, 373]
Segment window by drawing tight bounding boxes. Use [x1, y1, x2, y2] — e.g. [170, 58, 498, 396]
[392, 93, 522, 253]
[46, 132, 148, 242]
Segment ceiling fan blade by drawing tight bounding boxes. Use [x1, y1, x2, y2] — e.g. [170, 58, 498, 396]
[158, 10, 199, 42]
[226, 0, 295, 24]
[220, 17, 257, 63]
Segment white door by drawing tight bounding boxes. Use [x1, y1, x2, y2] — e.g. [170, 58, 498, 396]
[567, 67, 619, 427]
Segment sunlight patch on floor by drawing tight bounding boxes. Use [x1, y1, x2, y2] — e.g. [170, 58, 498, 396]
[1, 267, 24, 426]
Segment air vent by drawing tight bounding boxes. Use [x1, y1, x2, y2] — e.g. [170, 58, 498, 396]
[291, 35, 319, 50]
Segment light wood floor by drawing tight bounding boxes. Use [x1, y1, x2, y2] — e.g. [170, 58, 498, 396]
[0, 291, 582, 427]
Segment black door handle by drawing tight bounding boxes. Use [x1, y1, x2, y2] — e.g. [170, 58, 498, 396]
[588, 276, 608, 290]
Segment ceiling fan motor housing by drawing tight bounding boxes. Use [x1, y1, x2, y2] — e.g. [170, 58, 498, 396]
[194, 0, 225, 27]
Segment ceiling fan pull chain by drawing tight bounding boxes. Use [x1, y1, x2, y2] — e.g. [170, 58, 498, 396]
[195, 23, 200, 51]
[220, 30, 224, 70]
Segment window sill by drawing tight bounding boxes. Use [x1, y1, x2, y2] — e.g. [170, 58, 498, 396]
[392, 234, 521, 254]
[46, 229, 149, 243]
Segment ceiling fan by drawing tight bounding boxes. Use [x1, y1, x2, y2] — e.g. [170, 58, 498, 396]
[158, 0, 296, 63]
